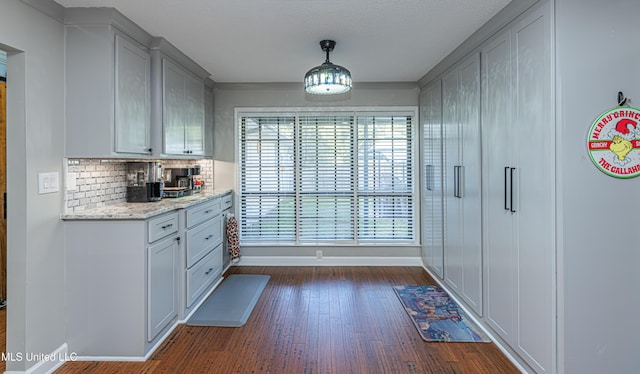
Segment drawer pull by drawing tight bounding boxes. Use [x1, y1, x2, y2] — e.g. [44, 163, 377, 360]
[205, 235, 213, 240]
[205, 268, 214, 275]
[204, 210, 211, 214]
[161, 223, 173, 230]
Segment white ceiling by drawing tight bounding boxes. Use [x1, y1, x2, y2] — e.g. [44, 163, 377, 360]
[54, 0, 511, 84]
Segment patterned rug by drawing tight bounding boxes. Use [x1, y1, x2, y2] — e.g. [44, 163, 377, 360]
[393, 285, 490, 342]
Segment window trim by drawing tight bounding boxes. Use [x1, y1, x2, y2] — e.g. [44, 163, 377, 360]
[235, 106, 420, 246]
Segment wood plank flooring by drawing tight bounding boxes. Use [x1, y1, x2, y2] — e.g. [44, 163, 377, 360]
[57, 266, 519, 373]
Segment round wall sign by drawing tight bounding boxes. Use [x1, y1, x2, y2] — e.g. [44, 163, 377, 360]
[588, 107, 640, 178]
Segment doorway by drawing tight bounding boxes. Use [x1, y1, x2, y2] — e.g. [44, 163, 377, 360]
[1, 49, 6, 309]
[0, 48, 6, 371]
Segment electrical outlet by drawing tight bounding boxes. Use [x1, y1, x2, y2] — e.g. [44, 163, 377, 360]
[316, 250, 323, 259]
[38, 172, 60, 194]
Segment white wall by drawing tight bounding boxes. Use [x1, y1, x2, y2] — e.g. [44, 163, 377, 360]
[0, 0, 66, 371]
[556, 0, 640, 372]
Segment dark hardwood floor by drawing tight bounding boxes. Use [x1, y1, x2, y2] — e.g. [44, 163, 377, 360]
[57, 266, 519, 373]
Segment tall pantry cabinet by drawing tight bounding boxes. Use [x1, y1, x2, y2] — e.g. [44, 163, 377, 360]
[442, 53, 483, 315]
[420, 81, 444, 278]
[482, 3, 555, 373]
[420, 1, 555, 373]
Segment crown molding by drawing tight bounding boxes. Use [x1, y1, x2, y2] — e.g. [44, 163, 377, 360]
[20, 0, 65, 23]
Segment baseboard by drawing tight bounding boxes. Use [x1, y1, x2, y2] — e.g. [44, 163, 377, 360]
[420, 264, 531, 374]
[235, 255, 423, 266]
[2, 343, 70, 374]
[74, 317, 181, 363]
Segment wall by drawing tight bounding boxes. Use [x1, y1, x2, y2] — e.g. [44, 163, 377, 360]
[556, 0, 640, 373]
[0, 0, 66, 371]
[213, 83, 421, 259]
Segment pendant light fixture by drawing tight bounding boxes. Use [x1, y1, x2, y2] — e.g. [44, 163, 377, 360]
[304, 40, 352, 95]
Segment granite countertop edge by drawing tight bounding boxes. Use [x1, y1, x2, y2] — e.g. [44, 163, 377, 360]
[61, 189, 233, 221]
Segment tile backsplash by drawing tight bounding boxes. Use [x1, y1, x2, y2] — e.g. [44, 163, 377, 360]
[65, 158, 214, 213]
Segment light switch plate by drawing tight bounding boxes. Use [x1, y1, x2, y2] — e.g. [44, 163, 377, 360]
[38, 172, 60, 194]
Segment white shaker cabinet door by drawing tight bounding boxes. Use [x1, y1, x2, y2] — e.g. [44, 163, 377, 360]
[148, 235, 178, 342]
[512, 4, 554, 372]
[458, 53, 482, 315]
[442, 68, 463, 295]
[115, 35, 151, 154]
[184, 73, 205, 156]
[163, 59, 187, 155]
[421, 80, 444, 278]
[482, 28, 515, 341]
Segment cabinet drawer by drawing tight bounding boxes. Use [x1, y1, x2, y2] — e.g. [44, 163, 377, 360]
[222, 193, 232, 210]
[186, 199, 221, 228]
[186, 214, 222, 268]
[186, 245, 222, 307]
[148, 212, 179, 243]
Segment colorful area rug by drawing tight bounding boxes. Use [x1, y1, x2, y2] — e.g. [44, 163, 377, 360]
[393, 285, 490, 342]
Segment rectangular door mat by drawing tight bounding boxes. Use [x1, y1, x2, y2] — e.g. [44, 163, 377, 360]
[393, 285, 490, 342]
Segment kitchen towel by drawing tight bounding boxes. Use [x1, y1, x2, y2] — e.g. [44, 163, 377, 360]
[226, 213, 240, 262]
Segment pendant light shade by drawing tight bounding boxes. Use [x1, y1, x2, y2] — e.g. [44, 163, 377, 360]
[304, 40, 352, 95]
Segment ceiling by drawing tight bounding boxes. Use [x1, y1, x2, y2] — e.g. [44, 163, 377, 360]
[54, 0, 511, 84]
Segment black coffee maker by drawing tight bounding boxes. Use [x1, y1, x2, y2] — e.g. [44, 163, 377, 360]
[126, 162, 162, 202]
[164, 166, 200, 195]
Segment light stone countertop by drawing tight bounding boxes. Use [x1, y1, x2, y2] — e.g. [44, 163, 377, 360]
[61, 189, 233, 220]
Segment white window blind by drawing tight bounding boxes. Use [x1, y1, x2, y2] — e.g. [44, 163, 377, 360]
[298, 115, 354, 241]
[357, 114, 414, 240]
[239, 110, 415, 244]
[240, 115, 296, 241]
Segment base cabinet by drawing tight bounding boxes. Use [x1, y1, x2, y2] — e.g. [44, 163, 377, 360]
[182, 198, 224, 316]
[65, 211, 179, 358]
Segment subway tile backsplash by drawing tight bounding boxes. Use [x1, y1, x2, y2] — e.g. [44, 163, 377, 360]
[65, 158, 214, 213]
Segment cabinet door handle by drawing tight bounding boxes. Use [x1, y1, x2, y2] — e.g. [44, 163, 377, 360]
[205, 235, 213, 240]
[205, 267, 214, 275]
[510, 167, 516, 213]
[161, 223, 173, 229]
[457, 165, 463, 199]
[453, 166, 458, 198]
[504, 167, 509, 211]
[426, 165, 432, 191]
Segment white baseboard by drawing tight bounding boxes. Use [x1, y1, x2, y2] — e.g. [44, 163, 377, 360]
[2, 343, 70, 374]
[420, 264, 531, 374]
[235, 255, 423, 266]
[74, 317, 181, 363]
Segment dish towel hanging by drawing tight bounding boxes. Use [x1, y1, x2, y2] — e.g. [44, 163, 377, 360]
[226, 213, 240, 263]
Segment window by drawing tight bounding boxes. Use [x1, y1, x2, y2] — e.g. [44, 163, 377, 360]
[239, 108, 416, 245]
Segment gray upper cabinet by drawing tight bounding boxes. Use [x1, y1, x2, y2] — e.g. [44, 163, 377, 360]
[151, 38, 209, 158]
[204, 79, 215, 158]
[115, 36, 151, 154]
[65, 8, 153, 158]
